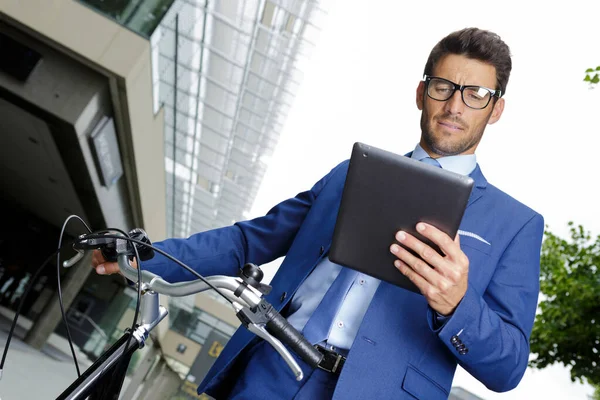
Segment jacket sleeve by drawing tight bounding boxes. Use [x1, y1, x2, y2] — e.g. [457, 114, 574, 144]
[139, 161, 348, 283]
[430, 212, 544, 392]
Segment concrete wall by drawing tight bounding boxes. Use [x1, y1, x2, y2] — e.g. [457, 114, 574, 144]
[1, 0, 170, 338]
[161, 329, 203, 367]
[0, 0, 167, 242]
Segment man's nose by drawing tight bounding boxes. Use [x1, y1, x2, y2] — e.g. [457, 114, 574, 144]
[444, 90, 465, 115]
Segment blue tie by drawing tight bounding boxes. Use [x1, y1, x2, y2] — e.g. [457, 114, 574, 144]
[302, 266, 357, 345]
[421, 157, 442, 168]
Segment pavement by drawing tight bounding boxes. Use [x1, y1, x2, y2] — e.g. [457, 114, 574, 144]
[0, 306, 101, 399]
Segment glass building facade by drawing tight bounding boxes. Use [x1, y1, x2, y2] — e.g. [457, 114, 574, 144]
[77, 0, 176, 37]
[151, 0, 327, 238]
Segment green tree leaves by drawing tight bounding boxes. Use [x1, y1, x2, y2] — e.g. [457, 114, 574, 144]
[584, 67, 600, 84]
[593, 384, 600, 400]
[529, 223, 600, 389]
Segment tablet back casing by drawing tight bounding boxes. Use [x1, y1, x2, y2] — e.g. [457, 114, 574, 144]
[329, 142, 474, 294]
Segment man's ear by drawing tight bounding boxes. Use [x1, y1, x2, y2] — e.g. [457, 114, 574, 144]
[488, 97, 505, 125]
[416, 81, 425, 111]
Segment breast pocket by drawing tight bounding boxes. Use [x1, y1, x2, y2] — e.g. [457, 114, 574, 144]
[458, 230, 492, 256]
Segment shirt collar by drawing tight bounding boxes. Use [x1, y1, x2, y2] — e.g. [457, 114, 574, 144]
[410, 144, 477, 176]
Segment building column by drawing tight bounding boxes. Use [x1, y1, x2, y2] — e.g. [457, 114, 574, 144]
[24, 252, 93, 349]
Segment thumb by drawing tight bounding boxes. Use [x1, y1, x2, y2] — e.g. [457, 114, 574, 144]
[96, 262, 120, 275]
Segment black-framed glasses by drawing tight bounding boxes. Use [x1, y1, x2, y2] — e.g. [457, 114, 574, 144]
[423, 75, 502, 110]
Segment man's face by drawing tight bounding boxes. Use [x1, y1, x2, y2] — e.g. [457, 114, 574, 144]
[416, 54, 505, 157]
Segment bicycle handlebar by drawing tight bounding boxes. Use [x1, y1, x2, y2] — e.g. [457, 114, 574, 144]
[65, 232, 324, 381]
[116, 254, 323, 380]
[119, 255, 263, 306]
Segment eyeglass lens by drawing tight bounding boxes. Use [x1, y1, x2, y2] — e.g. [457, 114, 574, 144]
[427, 78, 492, 109]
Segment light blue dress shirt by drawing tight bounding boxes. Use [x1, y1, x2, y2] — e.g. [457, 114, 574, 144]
[286, 144, 477, 351]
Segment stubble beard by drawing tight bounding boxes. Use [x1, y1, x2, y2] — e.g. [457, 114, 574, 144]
[420, 107, 488, 157]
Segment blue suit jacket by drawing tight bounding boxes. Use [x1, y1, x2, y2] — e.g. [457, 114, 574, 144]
[143, 160, 544, 399]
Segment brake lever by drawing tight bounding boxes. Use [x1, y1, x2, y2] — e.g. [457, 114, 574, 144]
[63, 249, 84, 268]
[64, 233, 117, 268]
[248, 323, 303, 380]
[63, 233, 116, 268]
[233, 302, 303, 381]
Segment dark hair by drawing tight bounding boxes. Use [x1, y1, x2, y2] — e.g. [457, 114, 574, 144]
[424, 28, 512, 96]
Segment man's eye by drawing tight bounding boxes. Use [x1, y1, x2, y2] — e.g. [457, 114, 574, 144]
[466, 88, 489, 100]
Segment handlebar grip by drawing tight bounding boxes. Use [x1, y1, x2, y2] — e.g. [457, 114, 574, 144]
[262, 302, 323, 368]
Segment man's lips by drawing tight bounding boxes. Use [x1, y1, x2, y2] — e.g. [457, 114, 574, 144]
[437, 120, 464, 130]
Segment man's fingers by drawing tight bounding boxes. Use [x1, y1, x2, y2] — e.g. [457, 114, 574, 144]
[96, 262, 120, 275]
[91, 250, 116, 275]
[92, 249, 138, 275]
[394, 259, 429, 294]
[390, 243, 440, 286]
[415, 223, 461, 260]
[95, 264, 106, 275]
[91, 249, 105, 268]
[394, 230, 446, 268]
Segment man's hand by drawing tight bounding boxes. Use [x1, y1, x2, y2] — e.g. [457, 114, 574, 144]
[389, 222, 468, 316]
[91, 250, 137, 275]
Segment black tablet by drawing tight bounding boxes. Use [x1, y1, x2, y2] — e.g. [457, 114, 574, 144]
[329, 142, 474, 294]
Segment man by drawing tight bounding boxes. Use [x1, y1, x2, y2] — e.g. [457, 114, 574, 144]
[93, 27, 544, 399]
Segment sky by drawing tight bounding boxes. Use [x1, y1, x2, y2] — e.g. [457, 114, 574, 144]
[248, 1, 599, 399]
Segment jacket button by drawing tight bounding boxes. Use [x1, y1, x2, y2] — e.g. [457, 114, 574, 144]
[459, 349, 468, 355]
[450, 336, 459, 344]
[319, 246, 325, 255]
[280, 292, 287, 302]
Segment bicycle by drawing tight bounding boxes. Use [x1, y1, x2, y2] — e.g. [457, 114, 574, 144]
[0, 223, 326, 400]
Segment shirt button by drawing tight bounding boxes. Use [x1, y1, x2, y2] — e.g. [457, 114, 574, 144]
[359, 278, 366, 285]
[337, 321, 344, 328]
